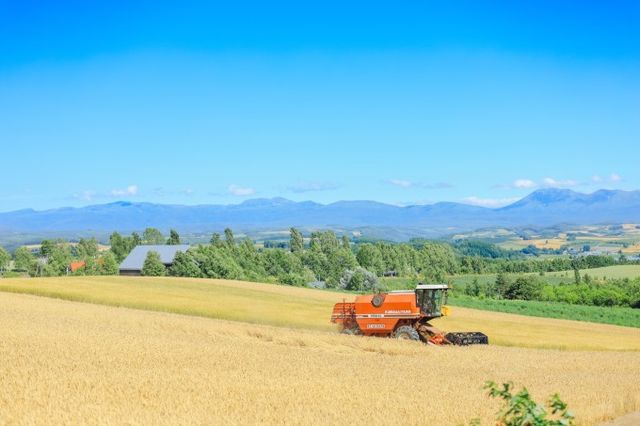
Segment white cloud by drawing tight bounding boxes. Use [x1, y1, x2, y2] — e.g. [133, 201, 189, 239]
[462, 196, 519, 208]
[609, 173, 622, 182]
[287, 181, 340, 193]
[542, 177, 578, 188]
[592, 175, 603, 183]
[389, 179, 413, 188]
[110, 185, 138, 197]
[512, 179, 536, 189]
[388, 179, 452, 189]
[228, 184, 255, 197]
[73, 190, 96, 201]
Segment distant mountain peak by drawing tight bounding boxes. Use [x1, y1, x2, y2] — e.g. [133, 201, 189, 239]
[107, 201, 135, 207]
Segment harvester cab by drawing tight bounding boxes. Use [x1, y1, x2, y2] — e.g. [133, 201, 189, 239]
[331, 283, 488, 346]
[415, 284, 449, 318]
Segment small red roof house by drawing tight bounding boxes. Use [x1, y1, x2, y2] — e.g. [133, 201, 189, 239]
[69, 261, 86, 273]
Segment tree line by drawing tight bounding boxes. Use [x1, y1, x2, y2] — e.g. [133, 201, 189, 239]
[463, 273, 640, 309]
[1, 227, 635, 306]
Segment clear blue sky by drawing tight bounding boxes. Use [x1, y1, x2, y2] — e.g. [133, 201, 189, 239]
[1, 1, 638, 211]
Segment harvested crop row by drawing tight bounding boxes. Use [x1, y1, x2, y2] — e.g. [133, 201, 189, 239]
[0, 292, 638, 425]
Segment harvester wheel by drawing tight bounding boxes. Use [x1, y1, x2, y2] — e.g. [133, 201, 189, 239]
[341, 328, 356, 336]
[393, 325, 420, 341]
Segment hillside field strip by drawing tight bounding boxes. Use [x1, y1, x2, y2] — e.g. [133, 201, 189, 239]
[445, 264, 640, 287]
[1, 290, 640, 425]
[0, 276, 639, 350]
[547, 264, 640, 280]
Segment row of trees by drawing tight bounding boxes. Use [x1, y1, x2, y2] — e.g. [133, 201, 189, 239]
[2, 228, 635, 308]
[139, 229, 376, 291]
[109, 228, 181, 263]
[8, 238, 119, 276]
[463, 273, 640, 308]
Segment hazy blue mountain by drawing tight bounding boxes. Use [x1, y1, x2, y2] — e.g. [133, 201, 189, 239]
[495, 189, 640, 225]
[1, 189, 639, 235]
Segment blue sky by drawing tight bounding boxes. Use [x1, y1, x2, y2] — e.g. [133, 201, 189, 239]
[1, 1, 639, 211]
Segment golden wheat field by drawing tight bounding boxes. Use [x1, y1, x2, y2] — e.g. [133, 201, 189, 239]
[1, 277, 640, 424]
[1, 276, 639, 351]
[0, 292, 639, 425]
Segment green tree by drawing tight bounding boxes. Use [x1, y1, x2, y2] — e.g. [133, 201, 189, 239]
[210, 233, 222, 246]
[0, 246, 10, 272]
[339, 267, 378, 292]
[465, 278, 481, 297]
[504, 276, 543, 301]
[131, 232, 142, 247]
[99, 251, 119, 275]
[41, 241, 72, 276]
[236, 239, 263, 277]
[356, 244, 384, 276]
[341, 235, 351, 250]
[319, 231, 340, 253]
[420, 242, 458, 281]
[143, 228, 165, 245]
[14, 247, 35, 272]
[169, 251, 201, 277]
[141, 251, 166, 276]
[167, 229, 181, 245]
[289, 227, 304, 253]
[495, 273, 511, 299]
[224, 228, 235, 247]
[77, 237, 99, 258]
[109, 232, 128, 262]
[192, 246, 242, 279]
[40, 240, 55, 257]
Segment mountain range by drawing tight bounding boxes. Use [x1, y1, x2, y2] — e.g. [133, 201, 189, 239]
[1, 189, 639, 237]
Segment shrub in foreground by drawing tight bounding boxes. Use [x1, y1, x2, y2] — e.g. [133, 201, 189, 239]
[477, 381, 574, 426]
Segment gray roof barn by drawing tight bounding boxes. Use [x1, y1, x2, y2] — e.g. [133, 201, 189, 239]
[119, 245, 190, 275]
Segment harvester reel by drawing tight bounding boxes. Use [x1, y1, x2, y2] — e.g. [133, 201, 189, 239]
[393, 325, 420, 341]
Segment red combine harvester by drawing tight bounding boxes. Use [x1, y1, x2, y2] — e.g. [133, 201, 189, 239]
[331, 284, 488, 345]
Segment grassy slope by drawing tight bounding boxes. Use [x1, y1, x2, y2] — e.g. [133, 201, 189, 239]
[0, 276, 639, 351]
[548, 264, 640, 279]
[2, 292, 639, 425]
[450, 296, 640, 329]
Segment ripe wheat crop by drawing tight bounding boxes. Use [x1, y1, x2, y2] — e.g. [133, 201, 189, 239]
[0, 292, 639, 425]
[0, 276, 638, 351]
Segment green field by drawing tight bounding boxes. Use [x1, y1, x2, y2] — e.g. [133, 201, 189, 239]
[444, 264, 640, 288]
[548, 264, 640, 280]
[450, 295, 640, 328]
[446, 273, 568, 287]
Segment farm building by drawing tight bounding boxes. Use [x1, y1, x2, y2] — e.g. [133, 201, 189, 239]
[68, 260, 86, 273]
[119, 245, 190, 276]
